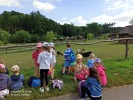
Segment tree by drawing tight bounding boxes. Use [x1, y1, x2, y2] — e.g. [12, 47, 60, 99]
[129, 19, 133, 25]
[0, 30, 11, 44]
[86, 23, 102, 36]
[31, 34, 41, 42]
[45, 31, 54, 42]
[12, 30, 31, 43]
[87, 33, 94, 40]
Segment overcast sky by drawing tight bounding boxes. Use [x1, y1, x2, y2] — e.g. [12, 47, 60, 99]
[0, 0, 133, 27]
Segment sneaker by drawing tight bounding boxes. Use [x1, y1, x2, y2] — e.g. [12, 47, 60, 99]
[45, 87, 50, 91]
[39, 88, 44, 93]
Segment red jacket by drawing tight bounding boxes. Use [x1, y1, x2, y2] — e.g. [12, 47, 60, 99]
[32, 50, 42, 61]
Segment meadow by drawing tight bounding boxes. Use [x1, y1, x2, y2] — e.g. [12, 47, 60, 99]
[0, 40, 133, 100]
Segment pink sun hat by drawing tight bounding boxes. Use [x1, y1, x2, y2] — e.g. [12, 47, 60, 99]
[0, 64, 5, 69]
[36, 43, 42, 48]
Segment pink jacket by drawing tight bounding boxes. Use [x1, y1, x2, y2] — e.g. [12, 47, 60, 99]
[97, 65, 107, 86]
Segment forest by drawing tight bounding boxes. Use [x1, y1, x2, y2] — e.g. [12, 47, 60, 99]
[0, 11, 122, 44]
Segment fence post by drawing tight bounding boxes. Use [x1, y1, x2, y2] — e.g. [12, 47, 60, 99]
[125, 39, 129, 59]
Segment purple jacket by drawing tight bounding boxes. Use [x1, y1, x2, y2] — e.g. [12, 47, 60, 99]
[0, 74, 12, 90]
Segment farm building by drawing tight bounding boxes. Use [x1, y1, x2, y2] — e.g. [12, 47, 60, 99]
[108, 33, 117, 39]
[118, 26, 133, 43]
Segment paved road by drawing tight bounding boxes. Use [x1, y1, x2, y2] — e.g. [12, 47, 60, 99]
[46, 84, 133, 100]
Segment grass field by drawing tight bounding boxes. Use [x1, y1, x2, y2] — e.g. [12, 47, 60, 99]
[0, 40, 133, 100]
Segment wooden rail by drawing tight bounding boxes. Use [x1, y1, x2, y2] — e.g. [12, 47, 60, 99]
[0, 38, 133, 58]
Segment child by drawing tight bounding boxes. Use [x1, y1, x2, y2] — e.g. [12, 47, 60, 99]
[10, 65, 25, 91]
[32, 43, 42, 77]
[0, 64, 12, 99]
[37, 42, 52, 92]
[81, 67, 102, 100]
[74, 54, 89, 81]
[0, 59, 9, 75]
[49, 42, 56, 80]
[94, 58, 107, 87]
[87, 53, 95, 68]
[62, 42, 75, 76]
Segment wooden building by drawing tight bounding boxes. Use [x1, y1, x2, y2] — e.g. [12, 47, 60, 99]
[118, 26, 133, 43]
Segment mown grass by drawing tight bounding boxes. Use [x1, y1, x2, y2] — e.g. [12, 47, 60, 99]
[0, 41, 133, 100]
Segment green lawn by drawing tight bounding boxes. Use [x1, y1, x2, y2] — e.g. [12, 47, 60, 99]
[0, 41, 133, 100]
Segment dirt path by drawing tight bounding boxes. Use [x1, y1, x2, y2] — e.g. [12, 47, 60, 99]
[46, 84, 133, 100]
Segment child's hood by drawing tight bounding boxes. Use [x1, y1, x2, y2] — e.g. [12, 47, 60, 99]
[42, 51, 51, 57]
[11, 74, 21, 81]
[98, 65, 106, 71]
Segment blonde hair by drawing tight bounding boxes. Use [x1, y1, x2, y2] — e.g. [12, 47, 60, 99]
[89, 53, 95, 59]
[42, 46, 50, 52]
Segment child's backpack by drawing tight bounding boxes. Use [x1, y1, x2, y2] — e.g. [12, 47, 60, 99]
[27, 76, 40, 87]
[70, 54, 76, 63]
[78, 80, 88, 97]
[52, 80, 63, 89]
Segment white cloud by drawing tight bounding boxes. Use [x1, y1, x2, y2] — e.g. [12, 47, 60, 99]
[70, 16, 87, 26]
[108, 0, 133, 11]
[0, 0, 20, 7]
[33, 0, 55, 12]
[57, 16, 88, 26]
[90, 10, 133, 27]
[62, 17, 67, 20]
[48, 0, 62, 1]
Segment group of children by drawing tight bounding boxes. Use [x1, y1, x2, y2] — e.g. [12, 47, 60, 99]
[0, 42, 107, 100]
[62, 43, 107, 100]
[32, 42, 56, 93]
[0, 59, 24, 99]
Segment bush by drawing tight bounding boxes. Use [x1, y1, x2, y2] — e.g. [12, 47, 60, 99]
[12, 30, 31, 43]
[31, 34, 41, 43]
[46, 31, 54, 42]
[0, 30, 11, 44]
[0, 41, 4, 46]
[87, 33, 94, 40]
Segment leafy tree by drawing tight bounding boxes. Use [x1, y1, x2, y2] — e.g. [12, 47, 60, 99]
[31, 34, 41, 42]
[0, 30, 11, 44]
[87, 33, 94, 40]
[46, 31, 54, 42]
[12, 30, 31, 43]
[129, 19, 133, 25]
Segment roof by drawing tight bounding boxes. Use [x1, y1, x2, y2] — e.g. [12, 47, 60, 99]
[119, 26, 133, 35]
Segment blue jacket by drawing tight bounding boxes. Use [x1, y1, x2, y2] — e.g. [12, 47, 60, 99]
[11, 74, 24, 91]
[64, 48, 74, 61]
[87, 59, 95, 68]
[85, 77, 102, 97]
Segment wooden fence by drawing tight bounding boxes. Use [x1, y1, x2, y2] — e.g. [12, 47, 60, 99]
[0, 38, 133, 58]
